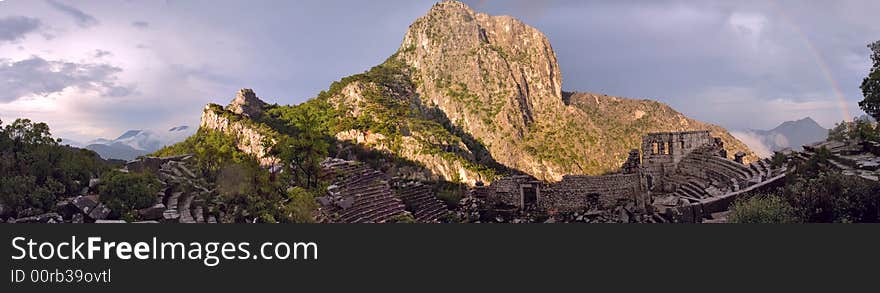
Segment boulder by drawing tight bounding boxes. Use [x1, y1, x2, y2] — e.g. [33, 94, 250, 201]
[138, 203, 166, 220]
[19, 207, 44, 218]
[88, 204, 111, 220]
[72, 195, 99, 214]
[88, 178, 101, 189]
[176, 162, 197, 178]
[13, 213, 62, 223]
[54, 198, 80, 219]
[72, 213, 84, 224]
[95, 220, 127, 224]
[162, 209, 180, 221]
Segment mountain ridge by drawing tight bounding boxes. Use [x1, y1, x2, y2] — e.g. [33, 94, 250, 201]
[735, 117, 828, 157]
[192, 0, 755, 183]
[77, 126, 194, 161]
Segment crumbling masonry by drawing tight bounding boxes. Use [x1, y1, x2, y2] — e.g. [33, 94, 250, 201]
[480, 130, 785, 222]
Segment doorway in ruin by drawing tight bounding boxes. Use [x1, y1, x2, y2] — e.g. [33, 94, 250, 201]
[521, 185, 537, 207]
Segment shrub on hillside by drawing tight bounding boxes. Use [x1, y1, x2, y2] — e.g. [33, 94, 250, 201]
[98, 170, 160, 218]
[729, 195, 798, 224]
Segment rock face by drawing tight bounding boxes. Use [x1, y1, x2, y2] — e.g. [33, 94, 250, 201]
[394, 1, 563, 180]
[335, 129, 493, 186]
[193, 1, 755, 184]
[227, 88, 267, 118]
[386, 1, 756, 181]
[199, 91, 278, 166]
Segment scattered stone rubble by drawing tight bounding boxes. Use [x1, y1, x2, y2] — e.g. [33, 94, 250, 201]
[455, 193, 661, 223]
[795, 140, 880, 182]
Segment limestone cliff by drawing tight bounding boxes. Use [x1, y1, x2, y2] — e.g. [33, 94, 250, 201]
[199, 90, 279, 166]
[387, 1, 755, 180]
[227, 88, 267, 118]
[193, 1, 756, 184]
[335, 129, 492, 186]
[313, 59, 502, 185]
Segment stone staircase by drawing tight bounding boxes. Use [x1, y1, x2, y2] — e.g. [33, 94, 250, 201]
[317, 158, 407, 223]
[394, 182, 449, 223]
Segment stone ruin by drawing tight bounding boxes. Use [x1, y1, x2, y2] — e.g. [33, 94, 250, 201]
[794, 139, 880, 182]
[4, 154, 222, 224]
[316, 158, 451, 223]
[394, 181, 450, 222]
[129, 155, 220, 223]
[472, 130, 787, 223]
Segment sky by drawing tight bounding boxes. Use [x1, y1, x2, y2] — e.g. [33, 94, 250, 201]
[0, 0, 878, 143]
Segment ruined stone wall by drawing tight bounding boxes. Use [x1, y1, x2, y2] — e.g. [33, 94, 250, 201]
[486, 174, 642, 211]
[663, 173, 786, 223]
[641, 130, 714, 190]
[541, 174, 642, 211]
[486, 175, 540, 207]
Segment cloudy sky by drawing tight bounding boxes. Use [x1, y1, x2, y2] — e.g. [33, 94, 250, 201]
[0, 0, 878, 143]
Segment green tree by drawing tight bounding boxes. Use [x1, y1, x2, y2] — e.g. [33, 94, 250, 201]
[98, 170, 160, 218]
[860, 40, 880, 121]
[154, 129, 251, 180]
[770, 152, 787, 169]
[828, 121, 848, 141]
[0, 118, 109, 217]
[729, 194, 798, 223]
[5, 119, 57, 146]
[783, 170, 880, 223]
[847, 118, 879, 142]
[215, 160, 294, 223]
[267, 105, 330, 189]
[284, 187, 318, 223]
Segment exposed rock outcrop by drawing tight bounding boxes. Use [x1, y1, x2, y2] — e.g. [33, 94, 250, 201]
[367, 1, 753, 181]
[199, 90, 278, 166]
[227, 88, 267, 118]
[196, 1, 756, 184]
[335, 129, 492, 185]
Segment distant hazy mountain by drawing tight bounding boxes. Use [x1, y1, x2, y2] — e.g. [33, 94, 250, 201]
[58, 138, 83, 147]
[756, 117, 828, 150]
[85, 142, 150, 161]
[733, 117, 828, 158]
[84, 126, 194, 160]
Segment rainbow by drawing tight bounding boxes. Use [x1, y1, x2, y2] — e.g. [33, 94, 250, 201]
[770, 0, 852, 123]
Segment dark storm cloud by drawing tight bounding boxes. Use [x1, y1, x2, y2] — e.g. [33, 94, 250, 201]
[0, 16, 42, 43]
[0, 56, 131, 102]
[45, 0, 99, 28]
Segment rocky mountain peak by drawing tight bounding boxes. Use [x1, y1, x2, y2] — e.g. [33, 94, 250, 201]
[194, 1, 755, 183]
[227, 88, 267, 117]
[389, 0, 574, 179]
[397, 0, 562, 120]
